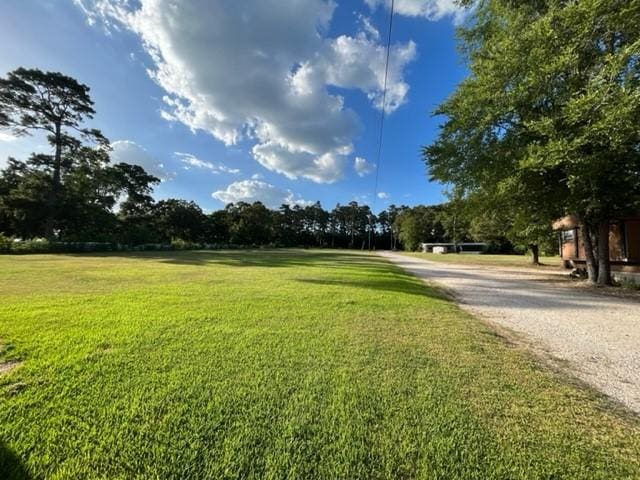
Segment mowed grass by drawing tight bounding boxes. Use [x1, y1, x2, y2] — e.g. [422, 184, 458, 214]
[402, 252, 562, 269]
[0, 250, 638, 479]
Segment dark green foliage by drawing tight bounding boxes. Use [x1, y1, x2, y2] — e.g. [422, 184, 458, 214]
[0, 145, 160, 243]
[423, 0, 640, 281]
[329, 201, 374, 249]
[216, 201, 272, 246]
[0, 68, 162, 244]
[0, 158, 49, 238]
[154, 199, 206, 242]
[0, 68, 109, 238]
[393, 201, 478, 252]
[395, 205, 447, 251]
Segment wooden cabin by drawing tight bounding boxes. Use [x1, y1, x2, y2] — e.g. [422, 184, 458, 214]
[553, 215, 640, 282]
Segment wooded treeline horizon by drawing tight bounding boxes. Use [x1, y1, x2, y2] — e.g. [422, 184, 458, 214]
[0, 67, 549, 255]
[2, 0, 640, 287]
[1, 144, 545, 254]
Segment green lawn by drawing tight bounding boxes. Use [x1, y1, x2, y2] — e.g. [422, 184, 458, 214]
[0, 250, 638, 479]
[402, 252, 563, 269]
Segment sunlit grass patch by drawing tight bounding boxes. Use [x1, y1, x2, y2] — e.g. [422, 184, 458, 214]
[0, 249, 638, 479]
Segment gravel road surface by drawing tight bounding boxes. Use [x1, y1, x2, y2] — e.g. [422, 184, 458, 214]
[379, 251, 640, 413]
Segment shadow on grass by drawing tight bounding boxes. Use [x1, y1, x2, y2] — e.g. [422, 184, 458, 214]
[64, 249, 392, 270]
[296, 275, 448, 300]
[0, 442, 30, 480]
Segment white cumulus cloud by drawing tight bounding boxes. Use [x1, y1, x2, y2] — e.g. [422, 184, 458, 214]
[364, 0, 468, 24]
[0, 132, 50, 169]
[322, 34, 416, 112]
[357, 13, 380, 41]
[354, 156, 375, 177]
[174, 152, 240, 175]
[0, 132, 17, 142]
[212, 179, 311, 208]
[110, 140, 173, 180]
[377, 191, 390, 199]
[76, 0, 417, 183]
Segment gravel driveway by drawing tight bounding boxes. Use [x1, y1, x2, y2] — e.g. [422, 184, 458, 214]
[379, 251, 640, 413]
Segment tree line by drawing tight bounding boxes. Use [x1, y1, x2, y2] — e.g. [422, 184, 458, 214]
[1, 67, 553, 254]
[3, 2, 637, 282]
[424, 0, 640, 285]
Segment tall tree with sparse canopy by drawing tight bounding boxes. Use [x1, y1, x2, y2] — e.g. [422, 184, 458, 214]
[0, 68, 107, 238]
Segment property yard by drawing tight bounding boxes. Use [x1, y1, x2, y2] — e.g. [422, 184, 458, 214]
[0, 250, 639, 479]
[403, 252, 563, 270]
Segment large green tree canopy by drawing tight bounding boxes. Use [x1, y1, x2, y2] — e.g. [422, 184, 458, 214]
[424, 0, 640, 283]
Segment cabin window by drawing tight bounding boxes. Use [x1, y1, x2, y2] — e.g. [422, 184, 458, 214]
[561, 230, 575, 243]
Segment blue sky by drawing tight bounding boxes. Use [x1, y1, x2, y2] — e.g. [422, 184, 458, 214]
[0, 0, 468, 213]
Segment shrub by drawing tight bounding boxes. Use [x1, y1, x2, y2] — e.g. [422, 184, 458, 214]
[132, 243, 171, 251]
[0, 234, 13, 253]
[11, 238, 51, 253]
[618, 277, 640, 290]
[0, 238, 269, 254]
[1, 239, 123, 254]
[171, 238, 202, 250]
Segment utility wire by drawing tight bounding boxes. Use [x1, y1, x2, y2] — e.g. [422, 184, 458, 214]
[368, 0, 395, 251]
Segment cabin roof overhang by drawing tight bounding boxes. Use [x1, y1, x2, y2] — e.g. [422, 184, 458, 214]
[552, 215, 580, 231]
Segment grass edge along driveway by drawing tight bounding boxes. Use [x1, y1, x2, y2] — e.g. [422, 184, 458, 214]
[0, 249, 639, 479]
[400, 251, 563, 270]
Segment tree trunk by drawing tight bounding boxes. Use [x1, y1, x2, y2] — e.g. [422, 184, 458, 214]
[528, 243, 540, 265]
[581, 220, 598, 284]
[597, 220, 612, 286]
[44, 121, 62, 240]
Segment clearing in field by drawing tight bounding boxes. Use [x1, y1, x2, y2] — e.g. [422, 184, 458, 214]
[0, 250, 639, 479]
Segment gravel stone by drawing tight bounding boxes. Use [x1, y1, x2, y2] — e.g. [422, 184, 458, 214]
[379, 251, 640, 412]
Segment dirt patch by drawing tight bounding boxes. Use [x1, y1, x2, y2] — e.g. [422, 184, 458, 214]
[4, 382, 27, 396]
[562, 280, 640, 301]
[0, 360, 22, 375]
[527, 273, 640, 301]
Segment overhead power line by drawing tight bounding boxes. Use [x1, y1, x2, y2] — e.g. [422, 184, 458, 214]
[368, 0, 395, 251]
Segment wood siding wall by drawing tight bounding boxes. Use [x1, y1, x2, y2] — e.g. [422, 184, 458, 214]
[559, 218, 640, 268]
[626, 220, 640, 261]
